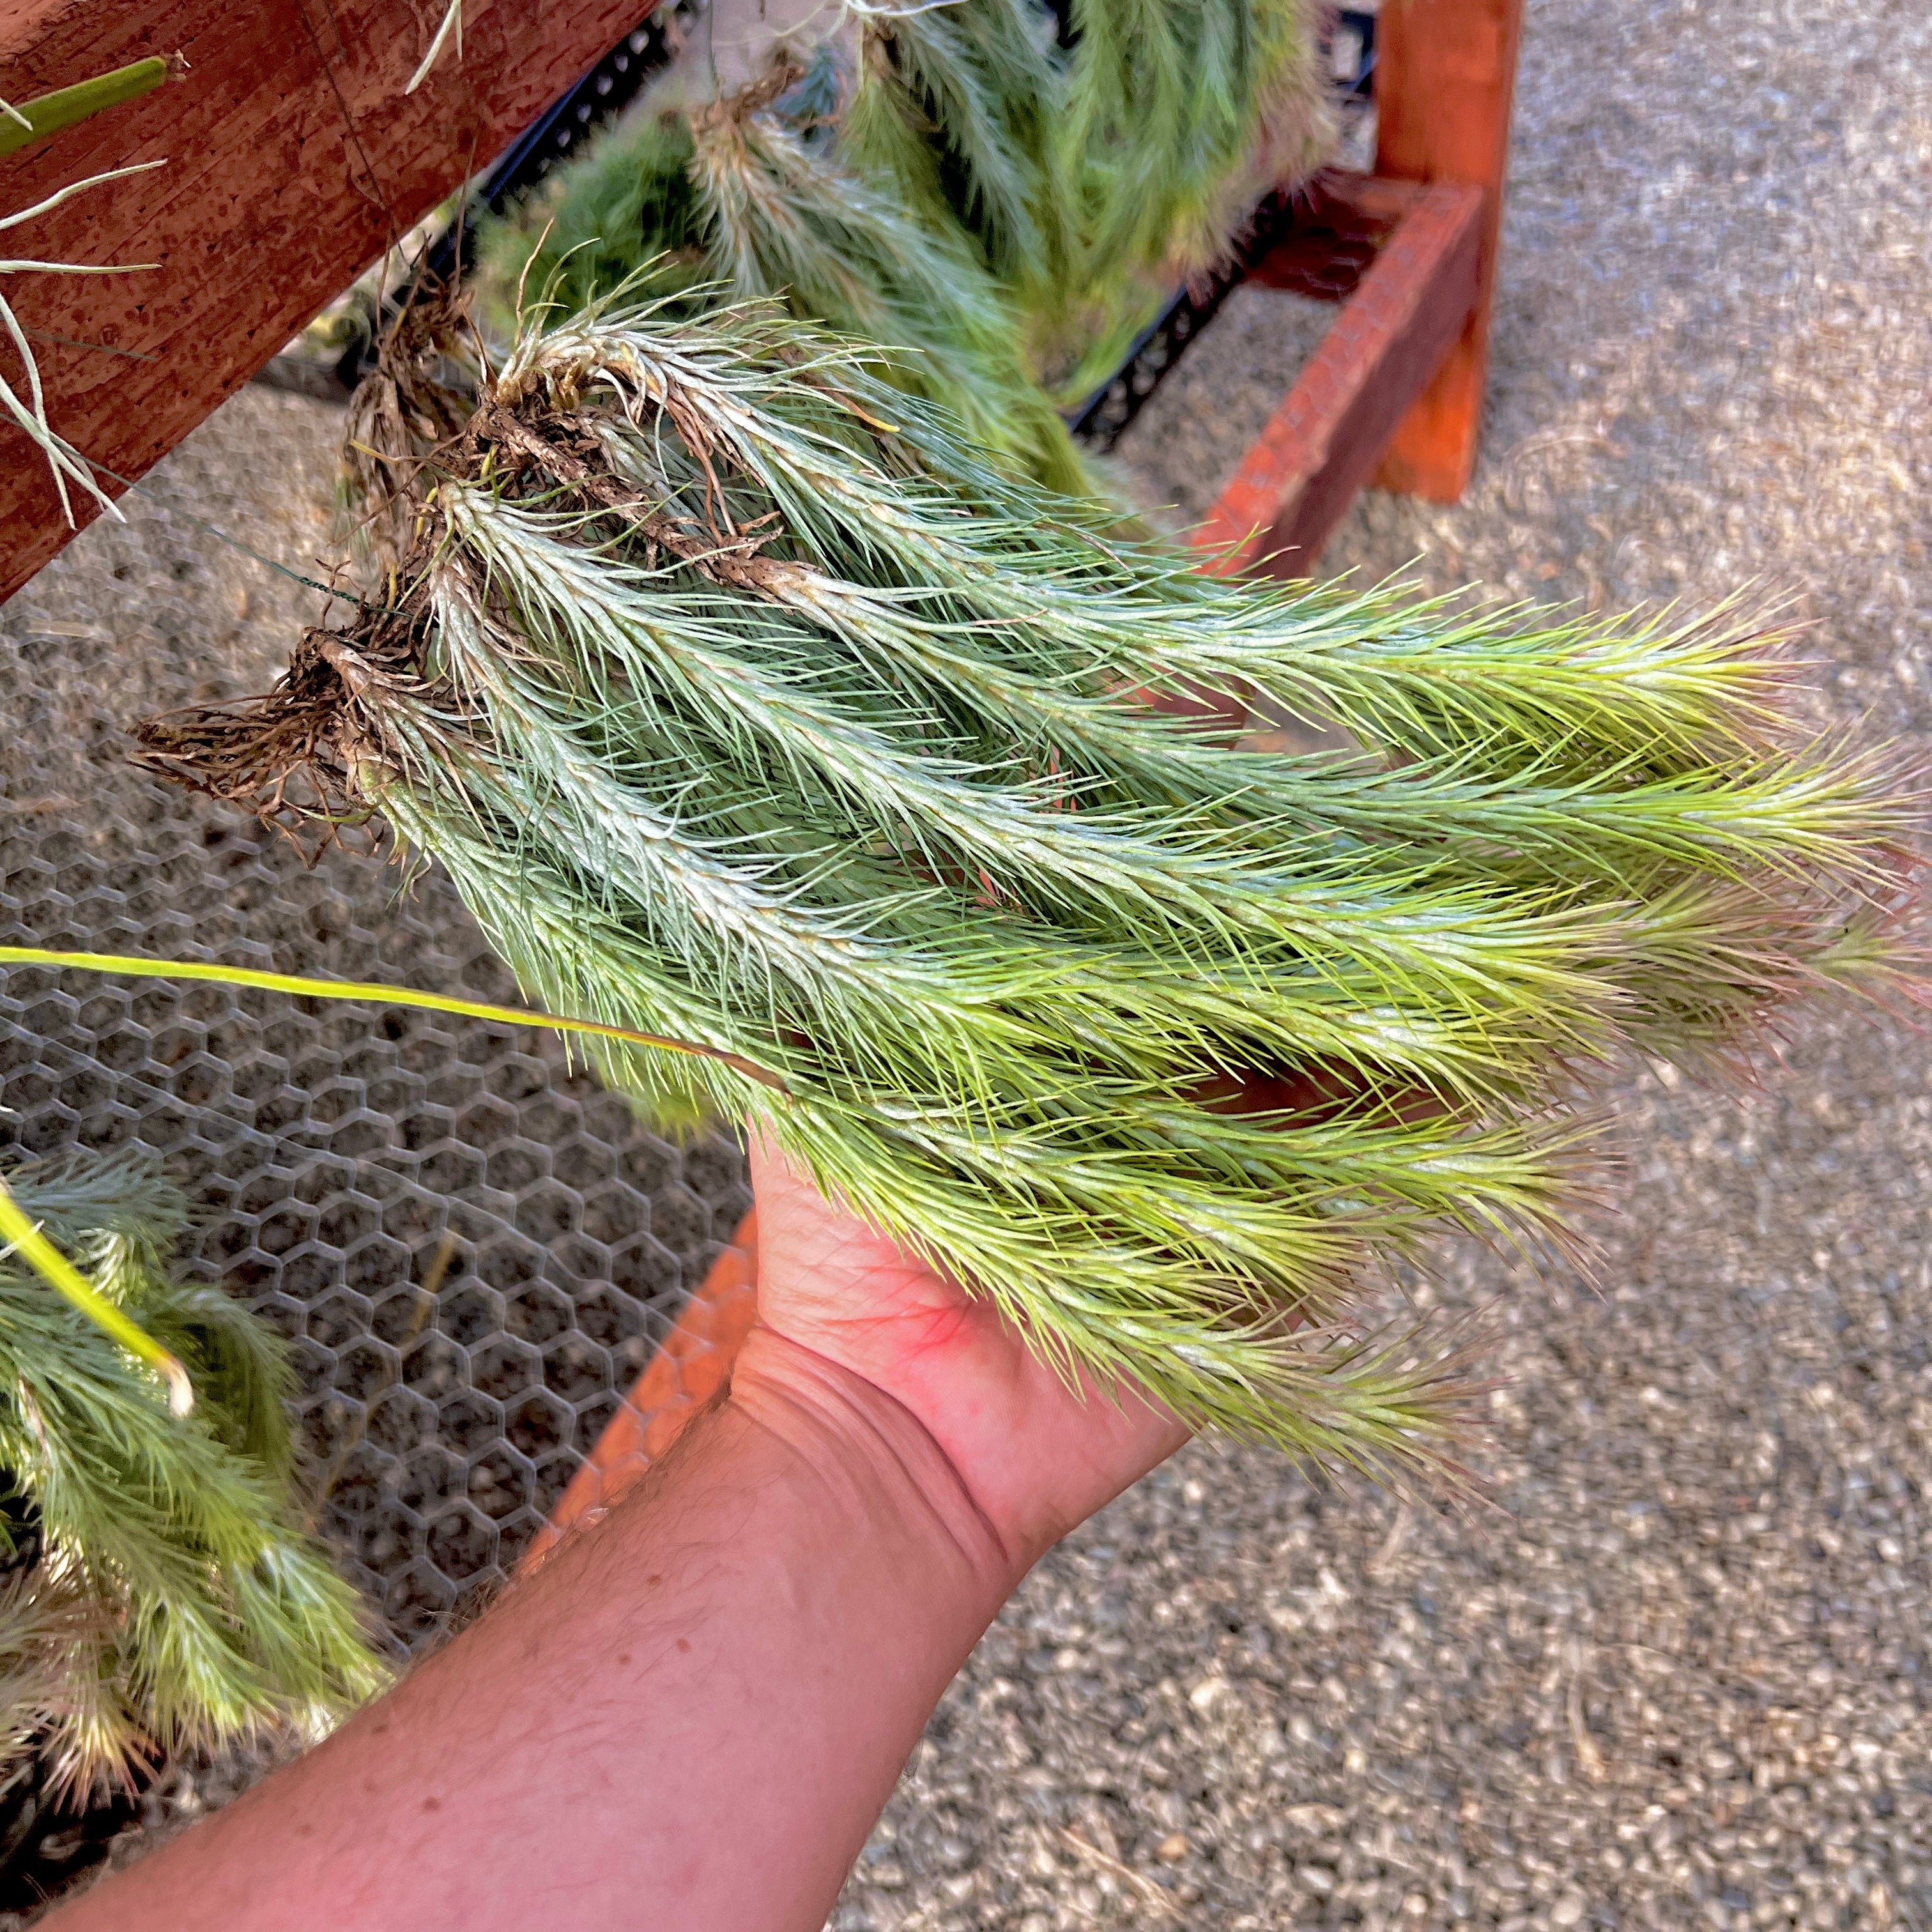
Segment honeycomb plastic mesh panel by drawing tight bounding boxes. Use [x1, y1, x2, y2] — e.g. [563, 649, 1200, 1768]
[0, 389, 749, 1653]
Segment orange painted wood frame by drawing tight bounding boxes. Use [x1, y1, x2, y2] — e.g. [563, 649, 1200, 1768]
[0, 0, 658, 607]
[1372, 0, 1527, 503]
[525, 1212, 760, 1568]
[1190, 174, 1483, 580]
[1188, 0, 1525, 576]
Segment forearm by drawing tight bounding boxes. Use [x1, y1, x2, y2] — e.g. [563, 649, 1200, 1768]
[50, 1329, 1019, 1932]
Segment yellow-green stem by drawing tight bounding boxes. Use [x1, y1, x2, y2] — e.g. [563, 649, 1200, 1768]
[0, 58, 173, 161]
[0, 946, 788, 1091]
[0, 1177, 194, 1416]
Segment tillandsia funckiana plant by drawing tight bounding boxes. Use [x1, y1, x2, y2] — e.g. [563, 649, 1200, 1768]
[476, 0, 1331, 490]
[0, 1148, 385, 1797]
[139, 291, 1922, 1481]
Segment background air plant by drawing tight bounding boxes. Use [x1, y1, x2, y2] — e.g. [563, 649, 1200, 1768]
[137, 295, 1926, 1483]
[841, 0, 1332, 392]
[0, 1148, 385, 1798]
[477, 0, 1331, 488]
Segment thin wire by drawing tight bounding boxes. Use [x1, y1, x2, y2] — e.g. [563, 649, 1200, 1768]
[294, 0, 400, 240]
[21, 326, 157, 363]
[88, 457, 385, 609]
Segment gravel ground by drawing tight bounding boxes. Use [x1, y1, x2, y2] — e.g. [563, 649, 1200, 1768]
[2, 0, 1928, 1924]
[835, 2, 1932, 1929]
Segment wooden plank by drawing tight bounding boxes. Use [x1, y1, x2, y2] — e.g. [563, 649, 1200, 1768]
[0, 0, 658, 606]
[1189, 178, 1484, 579]
[524, 1211, 759, 1568]
[1370, 0, 1526, 502]
[1244, 171, 1422, 303]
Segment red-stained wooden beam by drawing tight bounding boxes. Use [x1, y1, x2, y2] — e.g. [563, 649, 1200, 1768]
[0, 0, 658, 607]
[1243, 170, 1421, 302]
[1370, 0, 1526, 503]
[1189, 177, 1484, 581]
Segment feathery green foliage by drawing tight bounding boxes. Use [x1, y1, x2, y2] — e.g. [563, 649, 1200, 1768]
[489, 113, 710, 321]
[836, 0, 1076, 335]
[0, 1170, 194, 1415]
[0, 1149, 385, 1796]
[141, 296, 1925, 1484]
[1047, 0, 1330, 390]
[1057, 0, 1328, 278]
[685, 57, 1101, 497]
[843, 0, 1331, 390]
[486, 48, 1107, 498]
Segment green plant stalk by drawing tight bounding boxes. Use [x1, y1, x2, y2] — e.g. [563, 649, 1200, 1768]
[0, 1151, 386, 1793]
[0, 1177, 192, 1416]
[0, 945, 788, 1091]
[0, 57, 172, 160]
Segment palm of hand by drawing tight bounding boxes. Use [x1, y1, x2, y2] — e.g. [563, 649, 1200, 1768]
[746, 1143, 1189, 1568]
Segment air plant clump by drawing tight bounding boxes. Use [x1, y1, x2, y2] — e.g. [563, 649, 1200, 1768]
[0, 1149, 385, 1797]
[140, 293, 1922, 1481]
[838, 0, 1331, 390]
[477, 0, 1331, 489]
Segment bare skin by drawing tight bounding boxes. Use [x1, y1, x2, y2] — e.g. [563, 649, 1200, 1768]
[49, 1142, 1185, 1931]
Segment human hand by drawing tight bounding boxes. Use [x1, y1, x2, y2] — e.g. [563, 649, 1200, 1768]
[733, 1138, 1190, 1574]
